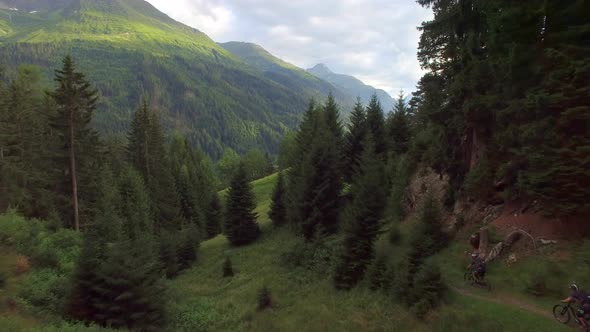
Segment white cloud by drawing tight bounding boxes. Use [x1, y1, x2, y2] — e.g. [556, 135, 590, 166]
[145, 0, 432, 95]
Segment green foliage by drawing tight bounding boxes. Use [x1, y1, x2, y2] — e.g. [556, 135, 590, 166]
[49, 55, 100, 230]
[344, 98, 367, 182]
[334, 136, 387, 289]
[127, 99, 181, 231]
[205, 194, 222, 239]
[222, 257, 234, 278]
[368, 255, 391, 291]
[464, 155, 495, 199]
[19, 268, 70, 315]
[409, 262, 446, 318]
[414, 0, 590, 215]
[224, 163, 260, 246]
[365, 94, 386, 157]
[257, 285, 272, 310]
[386, 90, 412, 155]
[269, 171, 287, 227]
[388, 225, 402, 245]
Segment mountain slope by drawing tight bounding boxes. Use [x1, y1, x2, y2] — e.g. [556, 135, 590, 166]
[220, 41, 356, 113]
[0, 0, 336, 158]
[308, 63, 395, 111]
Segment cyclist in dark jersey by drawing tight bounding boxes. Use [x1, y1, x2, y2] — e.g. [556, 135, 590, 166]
[562, 283, 590, 329]
[467, 253, 486, 283]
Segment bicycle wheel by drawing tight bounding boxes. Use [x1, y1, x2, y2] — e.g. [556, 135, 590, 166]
[464, 272, 473, 284]
[553, 304, 571, 324]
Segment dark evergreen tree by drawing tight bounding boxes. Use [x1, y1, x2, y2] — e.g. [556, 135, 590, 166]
[68, 166, 166, 331]
[224, 163, 260, 246]
[410, 262, 446, 318]
[257, 285, 272, 310]
[49, 55, 99, 231]
[0, 65, 55, 218]
[300, 126, 342, 239]
[344, 97, 367, 182]
[128, 99, 182, 231]
[368, 255, 391, 291]
[365, 94, 386, 157]
[334, 136, 386, 289]
[205, 193, 222, 239]
[322, 92, 344, 145]
[286, 100, 321, 227]
[269, 171, 287, 227]
[386, 91, 411, 155]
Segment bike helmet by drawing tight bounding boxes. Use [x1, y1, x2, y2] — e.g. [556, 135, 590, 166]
[571, 283, 579, 292]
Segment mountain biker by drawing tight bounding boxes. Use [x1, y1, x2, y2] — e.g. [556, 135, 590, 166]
[562, 283, 590, 329]
[467, 252, 486, 283]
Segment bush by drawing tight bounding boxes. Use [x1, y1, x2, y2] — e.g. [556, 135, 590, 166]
[388, 225, 401, 245]
[257, 285, 272, 310]
[0, 272, 5, 289]
[223, 257, 234, 277]
[368, 255, 392, 291]
[18, 268, 70, 315]
[409, 262, 446, 318]
[280, 239, 335, 276]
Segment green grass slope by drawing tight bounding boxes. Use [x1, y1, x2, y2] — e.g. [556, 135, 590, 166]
[169, 173, 569, 331]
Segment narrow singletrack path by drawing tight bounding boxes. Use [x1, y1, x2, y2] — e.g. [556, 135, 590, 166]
[450, 285, 553, 319]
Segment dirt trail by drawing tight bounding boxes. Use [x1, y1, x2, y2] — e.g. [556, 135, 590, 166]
[450, 285, 553, 319]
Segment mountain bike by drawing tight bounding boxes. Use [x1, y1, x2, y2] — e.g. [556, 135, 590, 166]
[463, 270, 492, 291]
[553, 302, 590, 331]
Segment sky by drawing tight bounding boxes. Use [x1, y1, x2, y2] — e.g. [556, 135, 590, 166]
[145, 0, 433, 96]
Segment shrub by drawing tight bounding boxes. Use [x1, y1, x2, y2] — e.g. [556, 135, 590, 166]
[388, 225, 401, 245]
[410, 262, 446, 317]
[18, 268, 70, 315]
[223, 257, 234, 277]
[0, 272, 5, 289]
[257, 285, 272, 310]
[368, 255, 391, 291]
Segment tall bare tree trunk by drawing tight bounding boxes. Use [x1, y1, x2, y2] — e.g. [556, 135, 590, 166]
[69, 112, 79, 232]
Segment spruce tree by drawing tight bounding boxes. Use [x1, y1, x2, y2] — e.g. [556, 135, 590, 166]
[269, 171, 287, 227]
[205, 193, 222, 239]
[300, 127, 342, 239]
[386, 91, 411, 155]
[224, 163, 260, 246]
[334, 136, 386, 289]
[49, 56, 99, 231]
[365, 94, 386, 157]
[222, 256, 234, 277]
[286, 100, 321, 226]
[128, 99, 181, 231]
[344, 97, 367, 182]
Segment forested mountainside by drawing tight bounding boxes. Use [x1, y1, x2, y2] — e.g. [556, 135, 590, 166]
[219, 42, 357, 112]
[307, 63, 395, 112]
[0, 0, 352, 158]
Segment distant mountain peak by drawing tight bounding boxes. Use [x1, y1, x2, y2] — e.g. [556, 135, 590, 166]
[309, 63, 333, 75]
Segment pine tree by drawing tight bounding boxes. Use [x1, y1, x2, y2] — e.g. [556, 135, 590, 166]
[322, 92, 344, 145]
[269, 171, 287, 227]
[365, 94, 386, 157]
[286, 100, 321, 226]
[344, 97, 367, 182]
[205, 193, 222, 239]
[128, 98, 181, 231]
[368, 255, 391, 291]
[224, 163, 260, 246]
[300, 127, 342, 239]
[0, 65, 55, 218]
[386, 91, 411, 155]
[410, 262, 446, 318]
[334, 136, 386, 289]
[49, 56, 99, 231]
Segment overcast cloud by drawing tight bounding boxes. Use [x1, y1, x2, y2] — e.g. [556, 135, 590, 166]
[145, 0, 432, 96]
